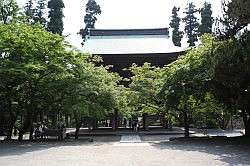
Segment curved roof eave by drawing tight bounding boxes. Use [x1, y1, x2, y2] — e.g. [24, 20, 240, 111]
[82, 35, 185, 55]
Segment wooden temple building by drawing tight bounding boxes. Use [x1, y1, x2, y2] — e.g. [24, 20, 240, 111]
[82, 28, 185, 130]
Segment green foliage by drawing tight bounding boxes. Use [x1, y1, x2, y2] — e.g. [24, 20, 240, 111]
[79, 0, 101, 45]
[215, 1, 249, 39]
[169, 6, 183, 47]
[128, 63, 165, 115]
[198, 2, 213, 36]
[183, 2, 199, 47]
[47, 0, 65, 35]
[0, 22, 69, 139]
[192, 93, 231, 129]
[211, 32, 250, 113]
[212, 0, 250, 135]
[161, 35, 216, 136]
[0, 21, 124, 139]
[227, 0, 250, 24]
[64, 54, 123, 119]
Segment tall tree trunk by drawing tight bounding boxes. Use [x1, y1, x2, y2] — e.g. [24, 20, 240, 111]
[65, 114, 69, 126]
[246, 119, 250, 138]
[162, 112, 168, 129]
[74, 113, 83, 139]
[18, 117, 30, 140]
[92, 119, 98, 130]
[112, 113, 116, 132]
[18, 125, 27, 140]
[74, 113, 82, 139]
[6, 94, 15, 140]
[6, 122, 14, 140]
[75, 124, 81, 139]
[51, 108, 57, 129]
[18, 99, 30, 140]
[115, 109, 118, 130]
[29, 89, 36, 141]
[143, 113, 149, 131]
[183, 111, 190, 137]
[87, 118, 92, 131]
[40, 110, 44, 123]
[242, 110, 250, 137]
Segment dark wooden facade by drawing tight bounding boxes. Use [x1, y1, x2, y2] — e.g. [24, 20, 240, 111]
[99, 52, 186, 79]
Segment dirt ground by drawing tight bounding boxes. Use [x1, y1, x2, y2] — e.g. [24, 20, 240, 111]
[0, 135, 249, 166]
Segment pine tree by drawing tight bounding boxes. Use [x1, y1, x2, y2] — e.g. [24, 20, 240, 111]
[79, 0, 101, 46]
[227, 0, 250, 25]
[198, 2, 213, 36]
[182, 2, 199, 47]
[47, 0, 65, 35]
[169, 6, 183, 47]
[0, 0, 19, 24]
[34, 0, 47, 27]
[24, 0, 35, 23]
[215, 0, 249, 40]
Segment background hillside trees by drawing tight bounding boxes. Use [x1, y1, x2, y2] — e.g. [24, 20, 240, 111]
[169, 6, 183, 47]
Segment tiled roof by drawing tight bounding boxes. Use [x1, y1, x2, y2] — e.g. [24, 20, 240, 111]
[89, 28, 169, 36]
[82, 28, 184, 54]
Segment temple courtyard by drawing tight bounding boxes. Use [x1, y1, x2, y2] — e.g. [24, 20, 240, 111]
[0, 130, 250, 166]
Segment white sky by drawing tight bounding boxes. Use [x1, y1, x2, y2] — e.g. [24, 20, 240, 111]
[17, 0, 223, 50]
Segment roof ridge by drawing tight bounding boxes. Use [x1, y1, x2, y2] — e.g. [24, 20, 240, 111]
[89, 28, 169, 36]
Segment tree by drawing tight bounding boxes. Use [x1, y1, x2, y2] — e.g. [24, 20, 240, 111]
[215, 1, 249, 39]
[198, 2, 213, 36]
[0, 0, 19, 23]
[211, 0, 250, 137]
[128, 63, 165, 130]
[0, 22, 74, 140]
[79, 0, 101, 45]
[162, 35, 214, 137]
[182, 2, 199, 47]
[227, 0, 250, 25]
[47, 0, 65, 35]
[169, 6, 183, 47]
[62, 55, 123, 138]
[24, 0, 35, 23]
[0, 21, 126, 140]
[211, 33, 250, 137]
[33, 0, 47, 27]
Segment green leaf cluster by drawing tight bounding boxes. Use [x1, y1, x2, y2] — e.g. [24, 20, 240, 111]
[127, 63, 165, 115]
[0, 22, 123, 139]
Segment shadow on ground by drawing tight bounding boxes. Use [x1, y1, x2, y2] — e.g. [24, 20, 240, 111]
[151, 136, 250, 165]
[0, 135, 121, 158]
